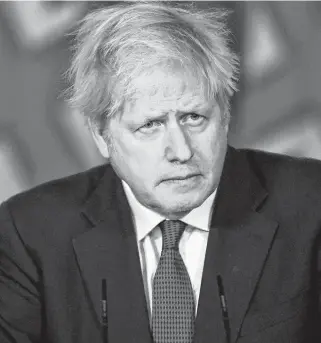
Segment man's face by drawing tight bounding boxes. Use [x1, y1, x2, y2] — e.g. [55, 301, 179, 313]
[93, 68, 228, 218]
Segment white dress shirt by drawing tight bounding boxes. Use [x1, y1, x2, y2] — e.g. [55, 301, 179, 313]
[122, 181, 216, 319]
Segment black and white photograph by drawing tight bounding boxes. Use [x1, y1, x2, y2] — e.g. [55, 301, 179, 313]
[1, 1, 321, 342]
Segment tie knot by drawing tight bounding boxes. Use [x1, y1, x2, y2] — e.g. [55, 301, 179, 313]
[159, 220, 186, 250]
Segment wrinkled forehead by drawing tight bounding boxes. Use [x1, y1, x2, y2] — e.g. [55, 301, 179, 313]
[127, 66, 212, 113]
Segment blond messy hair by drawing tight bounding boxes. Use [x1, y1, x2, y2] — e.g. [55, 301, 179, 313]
[67, 1, 239, 133]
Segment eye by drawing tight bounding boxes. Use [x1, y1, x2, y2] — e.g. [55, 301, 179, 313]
[138, 120, 162, 133]
[189, 113, 202, 121]
[143, 121, 156, 129]
[182, 113, 206, 126]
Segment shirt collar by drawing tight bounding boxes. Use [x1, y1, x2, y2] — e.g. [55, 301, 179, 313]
[122, 181, 216, 242]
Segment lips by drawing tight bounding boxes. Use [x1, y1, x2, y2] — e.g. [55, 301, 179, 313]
[161, 173, 200, 182]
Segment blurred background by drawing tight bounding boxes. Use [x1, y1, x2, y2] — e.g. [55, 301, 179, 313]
[1, 1, 321, 203]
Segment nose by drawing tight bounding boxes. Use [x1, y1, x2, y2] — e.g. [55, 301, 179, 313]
[165, 125, 193, 163]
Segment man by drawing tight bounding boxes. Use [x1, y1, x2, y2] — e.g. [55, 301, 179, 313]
[0, 2, 321, 343]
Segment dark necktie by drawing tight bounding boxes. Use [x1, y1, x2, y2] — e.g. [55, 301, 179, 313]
[151, 220, 195, 343]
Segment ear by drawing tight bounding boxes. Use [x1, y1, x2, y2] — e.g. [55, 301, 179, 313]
[88, 119, 110, 159]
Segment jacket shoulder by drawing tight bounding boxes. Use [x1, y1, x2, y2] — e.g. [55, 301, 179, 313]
[240, 148, 321, 203]
[0, 164, 117, 253]
[244, 148, 321, 177]
[4, 163, 113, 215]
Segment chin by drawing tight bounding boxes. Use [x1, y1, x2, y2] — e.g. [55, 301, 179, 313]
[156, 195, 205, 217]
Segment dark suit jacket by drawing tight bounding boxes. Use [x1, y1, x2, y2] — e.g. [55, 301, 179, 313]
[1, 146, 321, 343]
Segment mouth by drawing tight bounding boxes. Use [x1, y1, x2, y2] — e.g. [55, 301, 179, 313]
[160, 174, 201, 183]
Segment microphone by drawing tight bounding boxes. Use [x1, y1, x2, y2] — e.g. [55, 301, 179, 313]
[217, 274, 231, 343]
[101, 279, 108, 343]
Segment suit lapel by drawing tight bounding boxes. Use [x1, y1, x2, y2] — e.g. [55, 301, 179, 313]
[72, 167, 152, 343]
[195, 147, 279, 343]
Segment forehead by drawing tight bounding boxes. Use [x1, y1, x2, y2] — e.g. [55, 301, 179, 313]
[128, 67, 210, 113]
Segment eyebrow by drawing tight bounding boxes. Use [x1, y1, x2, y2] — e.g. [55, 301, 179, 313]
[183, 103, 208, 112]
[126, 100, 213, 126]
[140, 113, 168, 123]
[153, 102, 210, 116]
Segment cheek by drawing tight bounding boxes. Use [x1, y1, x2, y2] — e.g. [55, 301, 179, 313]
[192, 127, 227, 168]
[194, 125, 223, 152]
[112, 135, 160, 176]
